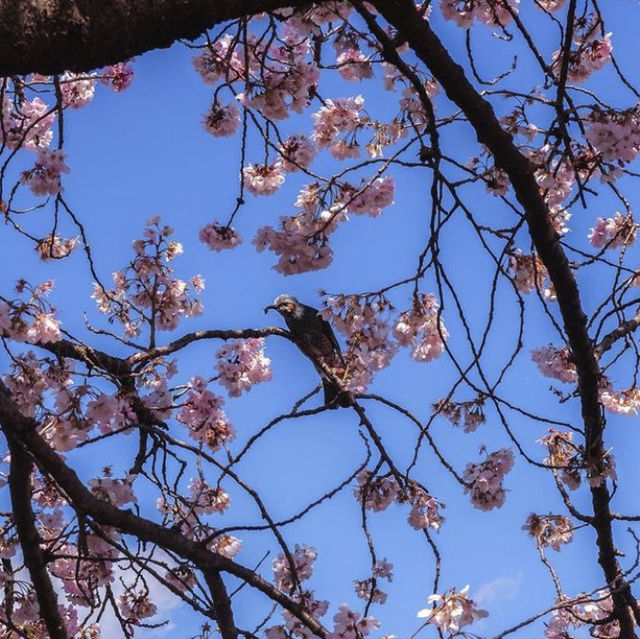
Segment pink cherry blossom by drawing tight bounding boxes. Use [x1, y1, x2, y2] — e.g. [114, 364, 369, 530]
[59, 72, 96, 109]
[463, 448, 514, 511]
[538, 429, 582, 490]
[36, 234, 78, 260]
[440, 0, 516, 28]
[188, 478, 230, 514]
[312, 95, 365, 150]
[215, 338, 272, 396]
[273, 544, 317, 591]
[327, 604, 380, 639]
[177, 377, 235, 451]
[243, 161, 286, 196]
[588, 212, 637, 249]
[417, 585, 488, 634]
[1, 96, 55, 150]
[101, 62, 135, 92]
[531, 344, 578, 383]
[354, 470, 400, 512]
[523, 514, 574, 551]
[433, 397, 486, 432]
[393, 293, 448, 362]
[21, 149, 70, 196]
[25, 312, 62, 343]
[199, 221, 242, 251]
[280, 135, 316, 172]
[203, 101, 241, 137]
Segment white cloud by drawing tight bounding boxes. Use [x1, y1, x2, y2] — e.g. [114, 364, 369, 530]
[475, 571, 524, 607]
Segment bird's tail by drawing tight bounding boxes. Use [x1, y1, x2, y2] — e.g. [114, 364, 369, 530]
[323, 380, 351, 409]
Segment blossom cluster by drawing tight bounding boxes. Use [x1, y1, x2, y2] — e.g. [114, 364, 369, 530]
[585, 105, 640, 164]
[0, 95, 54, 150]
[0, 280, 62, 345]
[177, 377, 234, 451]
[354, 470, 445, 530]
[215, 338, 272, 396]
[273, 544, 317, 591]
[199, 221, 242, 251]
[433, 396, 486, 433]
[463, 448, 514, 511]
[417, 585, 488, 635]
[552, 27, 612, 84]
[508, 250, 554, 298]
[439, 0, 516, 28]
[531, 344, 578, 383]
[588, 212, 637, 249]
[523, 513, 574, 551]
[544, 592, 627, 639]
[91, 217, 204, 336]
[393, 293, 448, 362]
[20, 149, 70, 196]
[354, 558, 393, 605]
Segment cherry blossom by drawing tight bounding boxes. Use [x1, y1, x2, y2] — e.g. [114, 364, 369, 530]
[312, 96, 366, 152]
[101, 62, 135, 92]
[89, 472, 137, 507]
[417, 585, 488, 634]
[531, 345, 578, 383]
[509, 250, 553, 297]
[177, 377, 235, 451]
[59, 72, 96, 108]
[21, 149, 70, 196]
[326, 603, 380, 639]
[585, 105, 640, 164]
[322, 295, 397, 391]
[552, 32, 612, 83]
[523, 514, 574, 551]
[202, 101, 241, 137]
[393, 293, 448, 362]
[199, 221, 242, 251]
[1, 96, 55, 149]
[539, 430, 582, 490]
[35, 234, 78, 260]
[588, 212, 637, 249]
[463, 448, 514, 511]
[215, 338, 272, 396]
[433, 396, 486, 433]
[188, 478, 230, 514]
[440, 0, 517, 28]
[353, 470, 400, 512]
[273, 545, 317, 591]
[280, 135, 317, 172]
[243, 161, 286, 196]
[600, 386, 640, 416]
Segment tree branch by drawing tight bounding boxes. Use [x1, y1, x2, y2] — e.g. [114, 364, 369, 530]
[6, 435, 68, 639]
[0, 0, 305, 76]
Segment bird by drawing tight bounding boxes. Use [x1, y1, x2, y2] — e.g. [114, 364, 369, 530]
[264, 294, 351, 408]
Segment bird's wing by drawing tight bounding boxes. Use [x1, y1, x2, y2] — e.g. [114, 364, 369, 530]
[318, 312, 345, 365]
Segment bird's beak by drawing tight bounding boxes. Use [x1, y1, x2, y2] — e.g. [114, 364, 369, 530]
[264, 304, 277, 314]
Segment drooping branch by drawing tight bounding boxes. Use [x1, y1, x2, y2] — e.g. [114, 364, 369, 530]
[0, 0, 305, 76]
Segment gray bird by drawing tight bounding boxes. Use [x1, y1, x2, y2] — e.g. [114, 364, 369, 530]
[264, 294, 350, 408]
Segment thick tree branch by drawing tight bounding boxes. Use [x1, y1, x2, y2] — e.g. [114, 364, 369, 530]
[6, 435, 68, 639]
[203, 569, 239, 639]
[0, 0, 305, 76]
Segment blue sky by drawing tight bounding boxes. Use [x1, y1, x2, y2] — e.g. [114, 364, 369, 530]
[2, 2, 640, 637]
